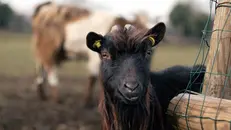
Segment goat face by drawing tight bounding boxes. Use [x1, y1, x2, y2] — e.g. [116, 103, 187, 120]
[86, 22, 166, 105]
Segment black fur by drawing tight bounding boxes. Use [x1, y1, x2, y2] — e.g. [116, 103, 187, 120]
[151, 65, 205, 113]
[150, 65, 205, 129]
[53, 38, 68, 66]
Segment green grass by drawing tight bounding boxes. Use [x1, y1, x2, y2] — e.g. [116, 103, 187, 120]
[151, 43, 203, 71]
[0, 32, 34, 76]
[0, 31, 203, 77]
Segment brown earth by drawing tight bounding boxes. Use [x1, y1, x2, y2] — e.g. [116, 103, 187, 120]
[0, 75, 101, 130]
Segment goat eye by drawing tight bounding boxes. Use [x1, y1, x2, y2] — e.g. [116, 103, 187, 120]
[146, 50, 152, 56]
[101, 52, 111, 59]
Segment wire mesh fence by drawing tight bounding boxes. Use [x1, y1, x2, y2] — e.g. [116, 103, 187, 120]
[168, 0, 231, 129]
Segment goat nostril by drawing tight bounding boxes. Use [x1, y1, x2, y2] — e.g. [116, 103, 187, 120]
[124, 82, 139, 91]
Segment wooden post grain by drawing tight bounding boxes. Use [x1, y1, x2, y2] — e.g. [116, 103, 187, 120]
[202, 0, 231, 99]
[168, 93, 231, 130]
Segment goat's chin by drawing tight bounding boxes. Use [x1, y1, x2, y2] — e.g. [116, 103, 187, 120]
[121, 99, 140, 105]
[116, 94, 145, 105]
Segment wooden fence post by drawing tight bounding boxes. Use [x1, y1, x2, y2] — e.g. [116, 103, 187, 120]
[202, 0, 231, 99]
[168, 93, 231, 130]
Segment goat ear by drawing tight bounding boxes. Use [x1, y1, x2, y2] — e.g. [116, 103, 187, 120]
[145, 22, 166, 47]
[86, 32, 104, 53]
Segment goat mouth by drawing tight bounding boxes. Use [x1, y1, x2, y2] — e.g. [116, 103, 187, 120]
[128, 96, 139, 101]
[118, 90, 140, 103]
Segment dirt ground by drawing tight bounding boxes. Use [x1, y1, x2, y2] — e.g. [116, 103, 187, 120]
[0, 75, 101, 130]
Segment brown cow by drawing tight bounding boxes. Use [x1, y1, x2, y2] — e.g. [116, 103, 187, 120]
[32, 1, 149, 106]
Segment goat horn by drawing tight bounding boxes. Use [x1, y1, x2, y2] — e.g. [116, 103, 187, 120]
[110, 25, 120, 32]
[124, 24, 135, 31]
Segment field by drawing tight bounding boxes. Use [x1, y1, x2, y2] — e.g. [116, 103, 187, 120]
[0, 32, 203, 130]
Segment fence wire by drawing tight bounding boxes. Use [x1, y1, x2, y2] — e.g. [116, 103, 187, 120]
[171, 0, 231, 130]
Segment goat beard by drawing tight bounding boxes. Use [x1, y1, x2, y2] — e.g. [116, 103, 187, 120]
[115, 98, 149, 130]
[99, 84, 164, 130]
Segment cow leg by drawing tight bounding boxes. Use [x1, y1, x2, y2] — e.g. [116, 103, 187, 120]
[84, 75, 97, 108]
[46, 66, 59, 103]
[34, 64, 48, 101]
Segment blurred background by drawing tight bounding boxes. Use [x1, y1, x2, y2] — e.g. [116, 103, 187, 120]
[0, 0, 213, 130]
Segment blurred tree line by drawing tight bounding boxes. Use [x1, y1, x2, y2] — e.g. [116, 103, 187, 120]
[0, 1, 31, 32]
[0, 1, 13, 29]
[0, 0, 213, 37]
[169, 2, 213, 39]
